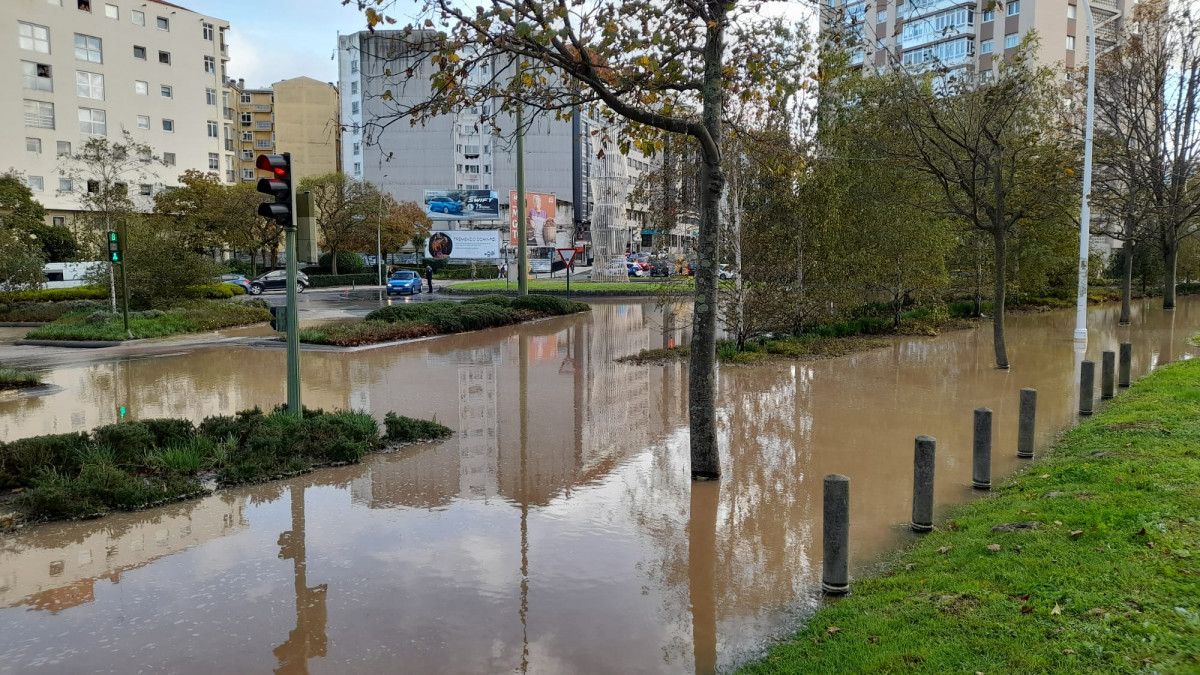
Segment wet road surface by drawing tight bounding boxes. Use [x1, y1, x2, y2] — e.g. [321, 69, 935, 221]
[0, 297, 1196, 673]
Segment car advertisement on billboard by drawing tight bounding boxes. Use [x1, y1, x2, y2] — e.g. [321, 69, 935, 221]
[509, 191, 558, 247]
[423, 189, 500, 221]
[426, 230, 501, 260]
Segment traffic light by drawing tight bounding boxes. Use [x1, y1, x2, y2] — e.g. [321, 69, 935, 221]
[256, 153, 293, 225]
[269, 305, 288, 332]
[107, 230, 122, 263]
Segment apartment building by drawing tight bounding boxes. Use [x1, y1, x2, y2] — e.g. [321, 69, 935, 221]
[3, 0, 233, 223]
[336, 30, 667, 258]
[827, 0, 1127, 73]
[228, 78, 274, 183]
[228, 76, 341, 183]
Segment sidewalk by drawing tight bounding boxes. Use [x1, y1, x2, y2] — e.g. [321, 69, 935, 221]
[741, 358, 1200, 673]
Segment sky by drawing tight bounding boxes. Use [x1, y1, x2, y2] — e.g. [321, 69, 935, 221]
[194, 0, 398, 88]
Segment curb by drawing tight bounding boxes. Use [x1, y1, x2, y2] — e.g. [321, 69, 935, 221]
[0, 322, 47, 328]
[14, 339, 127, 348]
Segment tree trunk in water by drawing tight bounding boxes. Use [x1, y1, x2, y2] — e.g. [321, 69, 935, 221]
[894, 294, 903, 328]
[1120, 241, 1133, 324]
[688, 3, 726, 481]
[992, 229, 1009, 369]
[1163, 243, 1178, 310]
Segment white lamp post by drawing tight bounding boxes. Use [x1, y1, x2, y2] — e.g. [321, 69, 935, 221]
[377, 174, 387, 289]
[1075, 0, 1097, 345]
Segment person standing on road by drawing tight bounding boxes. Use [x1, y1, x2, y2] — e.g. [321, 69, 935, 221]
[425, 265, 434, 293]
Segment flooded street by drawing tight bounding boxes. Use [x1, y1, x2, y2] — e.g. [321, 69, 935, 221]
[1, 297, 1198, 674]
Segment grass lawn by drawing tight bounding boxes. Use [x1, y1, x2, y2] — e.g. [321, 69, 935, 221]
[23, 300, 270, 341]
[739, 358, 1200, 674]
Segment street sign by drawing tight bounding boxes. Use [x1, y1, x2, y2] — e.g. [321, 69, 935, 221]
[556, 247, 579, 267]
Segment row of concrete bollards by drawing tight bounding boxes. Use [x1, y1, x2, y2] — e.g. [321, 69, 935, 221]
[821, 342, 1134, 596]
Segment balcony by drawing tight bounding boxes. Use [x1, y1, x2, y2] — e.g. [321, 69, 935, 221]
[223, 107, 234, 120]
[255, 121, 271, 130]
[254, 104, 270, 112]
[225, 139, 234, 151]
[255, 140, 272, 149]
[24, 112, 55, 129]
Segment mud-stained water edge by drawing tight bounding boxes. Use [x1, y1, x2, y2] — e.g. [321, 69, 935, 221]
[1, 298, 1197, 674]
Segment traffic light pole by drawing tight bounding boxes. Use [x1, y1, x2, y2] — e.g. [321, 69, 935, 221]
[118, 218, 131, 338]
[284, 153, 301, 418]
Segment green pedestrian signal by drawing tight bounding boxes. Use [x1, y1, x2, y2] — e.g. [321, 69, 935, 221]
[107, 230, 122, 263]
[110, 250, 122, 263]
[118, 406, 127, 418]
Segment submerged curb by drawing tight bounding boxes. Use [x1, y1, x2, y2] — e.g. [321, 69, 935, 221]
[14, 339, 127, 348]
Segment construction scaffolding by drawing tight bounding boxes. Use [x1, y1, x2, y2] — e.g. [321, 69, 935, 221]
[589, 150, 634, 282]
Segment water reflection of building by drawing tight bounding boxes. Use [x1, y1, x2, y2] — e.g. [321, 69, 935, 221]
[458, 346, 501, 500]
[0, 496, 246, 612]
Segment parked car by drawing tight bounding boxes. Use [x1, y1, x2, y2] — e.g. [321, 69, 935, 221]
[216, 274, 252, 294]
[604, 262, 630, 277]
[386, 270, 423, 296]
[718, 264, 738, 280]
[427, 196, 463, 214]
[248, 270, 309, 295]
[627, 262, 645, 277]
[649, 260, 674, 277]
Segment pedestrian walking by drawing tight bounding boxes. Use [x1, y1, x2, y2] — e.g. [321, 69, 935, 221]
[470, 263, 477, 280]
[425, 265, 434, 293]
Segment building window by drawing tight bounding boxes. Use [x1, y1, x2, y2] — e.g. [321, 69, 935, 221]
[19, 22, 51, 54]
[158, 50, 170, 65]
[86, 180, 99, 193]
[139, 184, 152, 195]
[57, 180, 72, 195]
[241, 150, 253, 160]
[135, 80, 148, 95]
[137, 114, 150, 129]
[878, 10, 886, 22]
[22, 62, 53, 92]
[204, 55, 215, 73]
[208, 152, 219, 170]
[350, 81, 359, 95]
[240, 93, 251, 104]
[240, 112, 252, 125]
[27, 176, 44, 192]
[133, 45, 146, 59]
[353, 142, 361, 155]
[156, 16, 169, 30]
[981, 39, 993, 54]
[132, 9, 144, 25]
[350, 60, 358, 74]
[24, 100, 55, 129]
[161, 85, 172, 98]
[27, 138, 42, 153]
[1066, 35, 1076, 51]
[1007, 1, 1020, 16]
[353, 162, 362, 174]
[982, 9, 994, 22]
[351, 101, 360, 115]
[1005, 32, 1019, 49]
[203, 22, 214, 40]
[162, 118, 174, 132]
[77, 0, 91, 11]
[207, 120, 218, 138]
[255, 139, 272, 149]
[163, 152, 176, 166]
[104, 3, 117, 19]
[76, 71, 104, 100]
[242, 131, 253, 141]
[57, 141, 71, 156]
[241, 169, 255, 180]
[205, 88, 217, 105]
[78, 107, 106, 135]
[74, 34, 103, 63]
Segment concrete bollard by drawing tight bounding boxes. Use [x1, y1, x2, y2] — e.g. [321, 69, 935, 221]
[1102, 351, 1116, 400]
[972, 408, 992, 490]
[1119, 342, 1132, 388]
[822, 474, 850, 595]
[911, 436, 936, 532]
[1080, 360, 1095, 416]
[1017, 388, 1037, 459]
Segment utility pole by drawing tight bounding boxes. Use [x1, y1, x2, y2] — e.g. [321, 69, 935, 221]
[517, 97, 528, 296]
[1075, 0, 1098, 346]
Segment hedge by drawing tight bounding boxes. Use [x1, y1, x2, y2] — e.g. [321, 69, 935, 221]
[317, 251, 366, 274]
[398, 265, 499, 280]
[1, 286, 109, 303]
[180, 283, 246, 299]
[306, 273, 380, 288]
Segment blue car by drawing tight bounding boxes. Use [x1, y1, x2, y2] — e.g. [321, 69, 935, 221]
[387, 270, 423, 295]
[427, 196, 463, 214]
[216, 274, 252, 294]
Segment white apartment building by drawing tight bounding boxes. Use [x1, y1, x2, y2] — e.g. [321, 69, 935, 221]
[3, 0, 232, 224]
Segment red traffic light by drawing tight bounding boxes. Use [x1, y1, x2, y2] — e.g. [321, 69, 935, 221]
[256, 154, 289, 177]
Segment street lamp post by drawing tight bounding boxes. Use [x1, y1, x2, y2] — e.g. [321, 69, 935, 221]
[1075, 0, 1098, 345]
[377, 175, 387, 289]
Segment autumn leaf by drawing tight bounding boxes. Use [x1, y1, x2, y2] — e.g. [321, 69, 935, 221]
[1063, 649, 1076, 655]
[1051, 603, 1062, 615]
[825, 626, 841, 634]
[1054, 520, 1063, 526]
[1020, 605, 1033, 614]
[1070, 530, 1084, 538]
[987, 544, 1002, 552]
[938, 546, 953, 554]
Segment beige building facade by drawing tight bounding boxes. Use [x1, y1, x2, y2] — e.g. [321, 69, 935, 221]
[3, 0, 233, 224]
[228, 78, 274, 183]
[273, 76, 341, 180]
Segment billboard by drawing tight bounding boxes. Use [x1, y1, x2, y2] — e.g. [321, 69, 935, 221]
[509, 191, 558, 247]
[423, 189, 500, 221]
[426, 230, 501, 260]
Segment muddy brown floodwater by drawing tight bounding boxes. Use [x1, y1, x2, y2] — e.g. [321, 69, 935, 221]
[1, 297, 1197, 674]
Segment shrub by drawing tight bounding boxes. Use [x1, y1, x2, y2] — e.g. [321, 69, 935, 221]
[85, 310, 113, 324]
[317, 251, 366, 274]
[299, 320, 437, 347]
[306, 273, 378, 288]
[510, 294, 591, 316]
[0, 300, 107, 323]
[181, 283, 244, 299]
[0, 286, 109, 303]
[151, 445, 206, 476]
[93, 422, 157, 465]
[0, 432, 91, 489]
[384, 412, 452, 442]
[463, 295, 513, 308]
[140, 418, 196, 448]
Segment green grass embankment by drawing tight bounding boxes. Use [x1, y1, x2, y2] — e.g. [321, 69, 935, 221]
[1, 407, 451, 524]
[300, 295, 590, 347]
[741, 358, 1200, 674]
